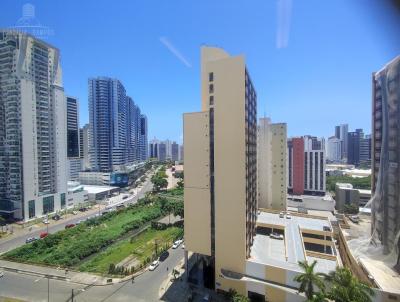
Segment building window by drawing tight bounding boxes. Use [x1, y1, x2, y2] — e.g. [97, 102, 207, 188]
[209, 72, 214, 82]
[209, 84, 214, 93]
[61, 193, 66, 209]
[28, 200, 35, 219]
[209, 95, 214, 105]
[43, 196, 54, 214]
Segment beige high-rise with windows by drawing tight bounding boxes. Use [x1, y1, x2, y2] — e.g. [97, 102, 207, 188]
[257, 117, 287, 210]
[184, 47, 340, 302]
[184, 46, 257, 293]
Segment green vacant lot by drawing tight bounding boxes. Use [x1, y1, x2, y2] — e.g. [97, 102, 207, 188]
[2, 202, 166, 267]
[79, 226, 183, 275]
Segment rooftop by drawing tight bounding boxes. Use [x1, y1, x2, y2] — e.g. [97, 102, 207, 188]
[82, 185, 119, 194]
[249, 210, 338, 274]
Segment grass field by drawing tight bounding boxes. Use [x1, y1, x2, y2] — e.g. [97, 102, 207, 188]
[78, 227, 183, 275]
[2, 202, 164, 267]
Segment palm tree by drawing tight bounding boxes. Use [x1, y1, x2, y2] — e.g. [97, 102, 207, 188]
[294, 260, 326, 300]
[325, 267, 374, 302]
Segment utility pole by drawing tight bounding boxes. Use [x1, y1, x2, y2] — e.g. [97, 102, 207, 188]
[47, 275, 50, 302]
[71, 289, 74, 302]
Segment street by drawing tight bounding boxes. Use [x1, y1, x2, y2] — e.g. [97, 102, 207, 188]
[0, 246, 184, 302]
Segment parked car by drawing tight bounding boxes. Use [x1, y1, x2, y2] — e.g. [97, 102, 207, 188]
[25, 237, 38, 244]
[149, 260, 159, 271]
[65, 223, 75, 229]
[323, 226, 332, 231]
[78, 207, 87, 212]
[40, 232, 48, 239]
[52, 214, 60, 221]
[42, 219, 49, 224]
[182, 244, 185, 249]
[286, 214, 292, 219]
[279, 212, 285, 218]
[72, 211, 78, 215]
[172, 242, 179, 249]
[202, 293, 211, 302]
[0, 271, 4, 278]
[349, 215, 359, 224]
[270, 232, 284, 240]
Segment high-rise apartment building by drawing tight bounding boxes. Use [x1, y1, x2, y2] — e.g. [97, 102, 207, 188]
[184, 46, 257, 292]
[257, 118, 287, 210]
[335, 124, 348, 160]
[66, 96, 81, 180]
[327, 136, 342, 162]
[359, 134, 371, 167]
[149, 138, 159, 159]
[371, 56, 400, 255]
[0, 31, 67, 220]
[89, 77, 146, 172]
[80, 124, 90, 170]
[139, 114, 148, 161]
[347, 129, 364, 166]
[288, 136, 326, 196]
[158, 142, 167, 161]
[171, 141, 179, 162]
[179, 145, 184, 162]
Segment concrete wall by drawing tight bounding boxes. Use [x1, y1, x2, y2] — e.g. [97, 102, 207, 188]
[183, 111, 211, 256]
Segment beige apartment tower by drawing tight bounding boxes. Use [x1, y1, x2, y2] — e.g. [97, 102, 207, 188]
[184, 46, 257, 292]
[257, 117, 287, 210]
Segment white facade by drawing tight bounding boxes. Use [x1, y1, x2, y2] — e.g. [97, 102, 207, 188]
[304, 136, 326, 194]
[257, 118, 287, 210]
[68, 158, 82, 181]
[327, 136, 342, 162]
[0, 31, 67, 221]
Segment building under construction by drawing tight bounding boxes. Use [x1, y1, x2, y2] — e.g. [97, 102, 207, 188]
[371, 56, 400, 257]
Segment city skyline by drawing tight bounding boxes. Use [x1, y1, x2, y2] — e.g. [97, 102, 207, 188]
[1, 1, 400, 143]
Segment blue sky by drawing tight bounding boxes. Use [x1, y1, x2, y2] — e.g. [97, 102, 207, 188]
[1, 0, 399, 143]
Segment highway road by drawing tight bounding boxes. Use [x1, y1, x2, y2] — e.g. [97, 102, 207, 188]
[0, 175, 154, 255]
[0, 246, 184, 302]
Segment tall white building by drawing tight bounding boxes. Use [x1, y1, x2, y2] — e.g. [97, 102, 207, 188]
[80, 124, 90, 170]
[327, 136, 342, 162]
[0, 31, 67, 221]
[257, 118, 287, 210]
[304, 136, 326, 195]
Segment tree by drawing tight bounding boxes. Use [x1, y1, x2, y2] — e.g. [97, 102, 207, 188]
[151, 176, 168, 192]
[294, 260, 326, 300]
[325, 267, 374, 302]
[173, 201, 184, 219]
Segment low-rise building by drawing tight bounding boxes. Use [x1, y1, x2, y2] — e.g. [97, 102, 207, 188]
[287, 193, 335, 213]
[335, 183, 360, 213]
[82, 185, 120, 201]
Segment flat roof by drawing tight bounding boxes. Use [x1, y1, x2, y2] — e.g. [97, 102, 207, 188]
[82, 185, 119, 194]
[249, 211, 337, 274]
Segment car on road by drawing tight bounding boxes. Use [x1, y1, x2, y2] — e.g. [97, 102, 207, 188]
[202, 293, 211, 302]
[286, 214, 292, 219]
[172, 242, 179, 249]
[40, 232, 48, 239]
[42, 219, 49, 224]
[159, 251, 169, 261]
[0, 271, 4, 278]
[52, 214, 61, 221]
[72, 211, 78, 215]
[270, 232, 284, 240]
[78, 207, 88, 212]
[149, 260, 159, 271]
[279, 212, 285, 218]
[65, 223, 76, 229]
[182, 244, 185, 249]
[25, 237, 38, 244]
